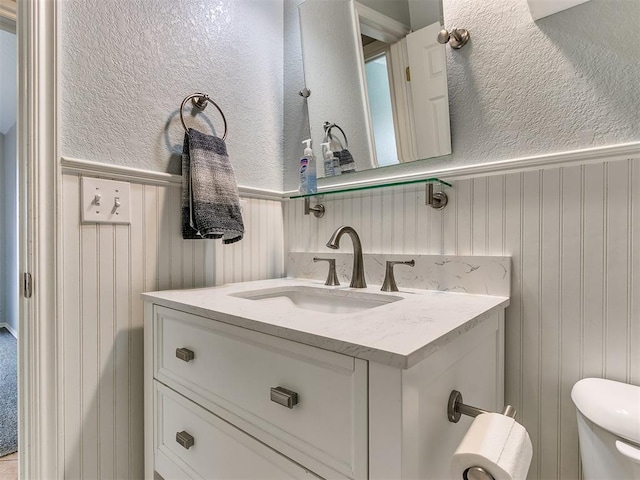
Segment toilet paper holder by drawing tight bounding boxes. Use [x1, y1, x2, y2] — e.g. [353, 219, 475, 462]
[448, 390, 518, 480]
[447, 390, 517, 423]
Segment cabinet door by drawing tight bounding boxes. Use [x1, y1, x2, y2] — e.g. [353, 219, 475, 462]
[154, 383, 321, 480]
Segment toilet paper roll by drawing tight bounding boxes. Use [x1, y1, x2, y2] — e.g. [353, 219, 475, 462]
[451, 413, 533, 480]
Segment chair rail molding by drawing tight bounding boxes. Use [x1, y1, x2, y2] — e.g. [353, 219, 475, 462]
[60, 156, 285, 200]
[307, 141, 640, 196]
[19, 0, 61, 478]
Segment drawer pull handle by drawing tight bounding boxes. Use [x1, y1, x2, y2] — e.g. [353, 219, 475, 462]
[176, 430, 195, 450]
[176, 347, 195, 362]
[270, 386, 299, 409]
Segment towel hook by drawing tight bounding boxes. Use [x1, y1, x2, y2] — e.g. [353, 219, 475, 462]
[180, 92, 228, 140]
[437, 28, 470, 49]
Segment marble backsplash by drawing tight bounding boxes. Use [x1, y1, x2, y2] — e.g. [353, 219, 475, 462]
[286, 253, 511, 297]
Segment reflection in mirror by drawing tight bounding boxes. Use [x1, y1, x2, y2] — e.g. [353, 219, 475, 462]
[299, 0, 450, 179]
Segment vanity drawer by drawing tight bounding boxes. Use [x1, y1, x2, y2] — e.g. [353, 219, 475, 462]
[154, 382, 319, 480]
[153, 306, 367, 480]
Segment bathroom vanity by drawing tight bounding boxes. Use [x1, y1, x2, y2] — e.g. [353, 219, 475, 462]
[143, 272, 509, 480]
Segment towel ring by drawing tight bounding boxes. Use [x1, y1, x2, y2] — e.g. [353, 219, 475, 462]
[180, 93, 228, 140]
[323, 121, 348, 149]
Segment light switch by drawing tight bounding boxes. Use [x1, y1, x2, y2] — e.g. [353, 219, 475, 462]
[81, 177, 131, 224]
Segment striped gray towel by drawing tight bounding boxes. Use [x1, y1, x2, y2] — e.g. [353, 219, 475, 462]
[181, 128, 244, 244]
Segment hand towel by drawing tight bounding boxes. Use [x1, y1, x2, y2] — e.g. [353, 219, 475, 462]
[336, 149, 356, 173]
[181, 128, 244, 244]
[324, 131, 355, 174]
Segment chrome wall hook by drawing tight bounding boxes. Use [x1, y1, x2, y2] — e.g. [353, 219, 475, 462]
[299, 87, 311, 98]
[437, 28, 470, 49]
[192, 95, 209, 110]
[426, 183, 448, 210]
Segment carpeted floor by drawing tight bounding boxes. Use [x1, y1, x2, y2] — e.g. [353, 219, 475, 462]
[0, 328, 17, 459]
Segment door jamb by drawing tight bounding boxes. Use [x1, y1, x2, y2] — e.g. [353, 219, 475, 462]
[16, 0, 60, 478]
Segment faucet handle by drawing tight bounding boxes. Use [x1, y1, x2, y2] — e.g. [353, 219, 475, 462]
[313, 257, 340, 286]
[381, 260, 415, 292]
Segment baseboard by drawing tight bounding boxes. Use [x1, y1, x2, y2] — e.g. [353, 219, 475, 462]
[0, 322, 17, 339]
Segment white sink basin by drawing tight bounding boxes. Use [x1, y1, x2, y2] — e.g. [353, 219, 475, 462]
[231, 285, 402, 314]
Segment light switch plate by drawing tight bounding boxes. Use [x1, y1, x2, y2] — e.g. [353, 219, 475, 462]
[81, 177, 131, 224]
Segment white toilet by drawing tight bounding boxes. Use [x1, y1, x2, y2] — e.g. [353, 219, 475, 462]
[572, 378, 640, 479]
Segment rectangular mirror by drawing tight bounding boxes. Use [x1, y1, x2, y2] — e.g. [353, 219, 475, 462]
[298, 0, 450, 179]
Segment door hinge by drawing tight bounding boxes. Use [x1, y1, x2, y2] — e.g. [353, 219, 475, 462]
[406, 66, 411, 82]
[23, 272, 33, 298]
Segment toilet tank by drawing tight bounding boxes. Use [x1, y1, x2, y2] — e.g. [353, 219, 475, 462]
[572, 378, 640, 480]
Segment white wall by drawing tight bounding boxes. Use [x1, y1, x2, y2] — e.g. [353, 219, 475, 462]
[283, 154, 640, 480]
[0, 132, 4, 324]
[2, 124, 17, 335]
[360, 0, 410, 26]
[60, 0, 284, 191]
[60, 169, 284, 479]
[0, 26, 17, 336]
[283, 0, 640, 190]
[408, 0, 441, 30]
[0, 28, 16, 134]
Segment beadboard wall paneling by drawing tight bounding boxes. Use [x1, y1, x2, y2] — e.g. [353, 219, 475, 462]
[283, 157, 640, 480]
[60, 173, 284, 479]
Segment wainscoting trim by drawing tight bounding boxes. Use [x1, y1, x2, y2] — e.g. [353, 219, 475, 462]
[283, 141, 640, 196]
[60, 157, 285, 200]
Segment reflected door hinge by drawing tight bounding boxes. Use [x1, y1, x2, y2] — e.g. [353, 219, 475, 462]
[23, 272, 33, 298]
[406, 66, 411, 82]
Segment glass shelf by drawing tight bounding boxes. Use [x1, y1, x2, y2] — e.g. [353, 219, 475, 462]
[289, 177, 452, 199]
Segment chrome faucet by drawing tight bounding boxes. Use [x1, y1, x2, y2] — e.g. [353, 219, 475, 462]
[326, 226, 366, 288]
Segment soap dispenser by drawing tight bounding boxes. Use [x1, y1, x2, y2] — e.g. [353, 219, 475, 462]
[321, 142, 341, 177]
[299, 139, 317, 194]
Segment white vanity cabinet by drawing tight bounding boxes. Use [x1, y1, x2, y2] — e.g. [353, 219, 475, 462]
[145, 305, 369, 480]
[144, 298, 505, 480]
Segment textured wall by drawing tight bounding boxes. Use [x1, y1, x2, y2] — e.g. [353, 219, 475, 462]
[441, 0, 640, 166]
[283, 154, 640, 480]
[60, 0, 284, 191]
[284, 0, 640, 189]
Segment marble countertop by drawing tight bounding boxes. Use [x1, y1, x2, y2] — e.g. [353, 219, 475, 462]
[142, 278, 509, 369]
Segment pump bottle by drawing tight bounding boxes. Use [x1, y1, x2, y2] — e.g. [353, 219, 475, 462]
[299, 139, 317, 194]
[321, 142, 341, 177]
